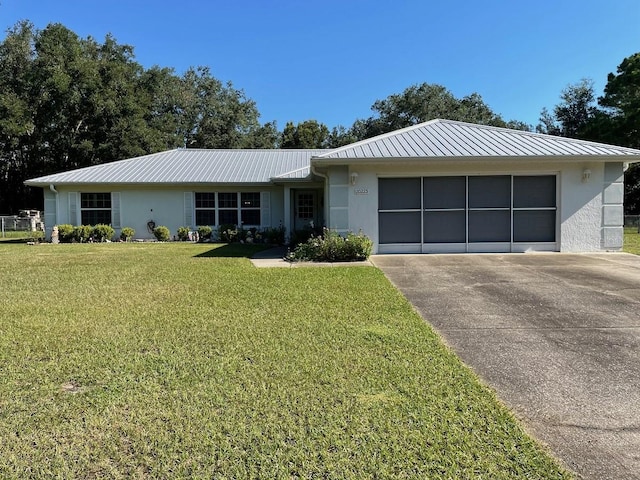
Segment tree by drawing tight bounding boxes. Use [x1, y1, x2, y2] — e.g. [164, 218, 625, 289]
[349, 82, 527, 140]
[0, 21, 278, 212]
[599, 53, 640, 149]
[538, 54, 640, 214]
[536, 79, 598, 138]
[280, 120, 330, 148]
[179, 67, 273, 149]
[326, 125, 357, 148]
[599, 53, 640, 214]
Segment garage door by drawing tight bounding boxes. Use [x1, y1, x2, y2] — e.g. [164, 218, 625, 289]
[378, 175, 557, 253]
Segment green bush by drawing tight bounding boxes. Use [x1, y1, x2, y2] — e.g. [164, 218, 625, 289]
[73, 225, 93, 243]
[27, 230, 45, 243]
[217, 224, 238, 243]
[287, 229, 373, 262]
[263, 225, 286, 245]
[177, 226, 191, 241]
[92, 224, 114, 242]
[120, 227, 135, 242]
[153, 225, 170, 242]
[197, 225, 212, 241]
[57, 224, 75, 243]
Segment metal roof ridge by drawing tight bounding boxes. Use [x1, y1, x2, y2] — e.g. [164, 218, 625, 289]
[315, 119, 445, 158]
[440, 120, 640, 154]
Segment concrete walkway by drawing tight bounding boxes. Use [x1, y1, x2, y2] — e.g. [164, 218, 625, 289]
[250, 246, 372, 268]
[372, 252, 640, 480]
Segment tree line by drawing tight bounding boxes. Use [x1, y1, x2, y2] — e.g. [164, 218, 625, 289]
[1, 21, 638, 213]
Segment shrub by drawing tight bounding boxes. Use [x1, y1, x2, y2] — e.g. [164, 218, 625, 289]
[176, 226, 191, 241]
[263, 225, 286, 245]
[92, 224, 114, 242]
[57, 224, 75, 243]
[217, 224, 238, 243]
[120, 227, 135, 242]
[197, 225, 212, 241]
[289, 226, 323, 248]
[153, 225, 170, 242]
[287, 228, 373, 262]
[73, 225, 93, 243]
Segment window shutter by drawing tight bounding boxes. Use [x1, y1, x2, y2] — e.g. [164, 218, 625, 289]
[260, 192, 270, 227]
[68, 192, 78, 225]
[111, 192, 121, 228]
[184, 192, 194, 228]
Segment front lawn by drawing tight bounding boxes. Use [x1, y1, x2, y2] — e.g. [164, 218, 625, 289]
[624, 227, 640, 255]
[0, 243, 570, 478]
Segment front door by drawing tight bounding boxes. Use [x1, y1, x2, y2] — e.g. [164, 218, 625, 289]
[294, 190, 317, 231]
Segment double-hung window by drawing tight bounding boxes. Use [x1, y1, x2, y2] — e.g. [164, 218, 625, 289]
[195, 193, 216, 226]
[80, 193, 112, 225]
[194, 192, 261, 227]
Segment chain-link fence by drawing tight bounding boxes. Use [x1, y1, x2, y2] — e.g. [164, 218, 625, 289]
[625, 215, 640, 227]
[1, 216, 41, 238]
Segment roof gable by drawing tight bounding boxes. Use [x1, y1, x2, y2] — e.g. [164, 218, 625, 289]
[315, 119, 640, 160]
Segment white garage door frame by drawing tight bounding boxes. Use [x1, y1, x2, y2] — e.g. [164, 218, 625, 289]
[377, 173, 560, 254]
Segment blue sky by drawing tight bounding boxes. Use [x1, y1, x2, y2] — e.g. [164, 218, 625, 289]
[2, 0, 639, 130]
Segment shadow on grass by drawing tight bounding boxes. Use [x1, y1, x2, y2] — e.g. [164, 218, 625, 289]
[0, 238, 42, 244]
[194, 243, 271, 258]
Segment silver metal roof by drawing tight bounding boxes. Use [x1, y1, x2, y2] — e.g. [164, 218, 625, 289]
[315, 119, 640, 160]
[25, 120, 640, 187]
[25, 149, 329, 186]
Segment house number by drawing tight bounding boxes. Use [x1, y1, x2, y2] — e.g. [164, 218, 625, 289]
[354, 188, 369, 195]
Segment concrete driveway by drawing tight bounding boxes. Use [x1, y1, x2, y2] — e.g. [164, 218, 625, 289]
[372, 253, 640, 480]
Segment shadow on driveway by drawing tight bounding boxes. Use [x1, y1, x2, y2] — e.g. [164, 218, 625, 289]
[372, 253, 640, 480]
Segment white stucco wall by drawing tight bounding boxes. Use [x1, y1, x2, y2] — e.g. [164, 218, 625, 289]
[558, 163, 603, 252]
[46, 185, 286, 240]
[335, 160, 616, 254]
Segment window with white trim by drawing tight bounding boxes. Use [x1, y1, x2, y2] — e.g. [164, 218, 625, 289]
[194, 192, 262, 227]
[195, 192, 216, 226]
[81, 193, 112, 225]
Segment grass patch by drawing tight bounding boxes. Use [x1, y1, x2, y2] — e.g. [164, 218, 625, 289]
[0, 230, 43, 243]
[0, 243, 571, 478]
[624, 227, 640, 255]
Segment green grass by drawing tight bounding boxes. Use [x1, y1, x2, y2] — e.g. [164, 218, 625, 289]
[624, 227, 640, 255]
[0, 243, 570, 479]
[0, 230, 43, 242]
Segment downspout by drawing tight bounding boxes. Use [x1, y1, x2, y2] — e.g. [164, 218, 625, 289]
[310, 164, 329, 227]
[49, 184, 59, 235]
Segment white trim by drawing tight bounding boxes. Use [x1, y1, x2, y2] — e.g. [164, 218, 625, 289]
[378, 243, 421, 254]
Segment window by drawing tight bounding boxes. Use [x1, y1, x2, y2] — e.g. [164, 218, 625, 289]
[195, 193, 216, 226]
[218, 193, 238, 225]
[194, 192, 261, 226]
[81, 193, 111, 225]
[241, 192, 260, 226]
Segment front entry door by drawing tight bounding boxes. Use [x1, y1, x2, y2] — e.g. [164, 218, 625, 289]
[294, 190, 317, 231]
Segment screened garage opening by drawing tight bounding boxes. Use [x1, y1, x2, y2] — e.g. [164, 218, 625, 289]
[378, 175, 558, 253]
